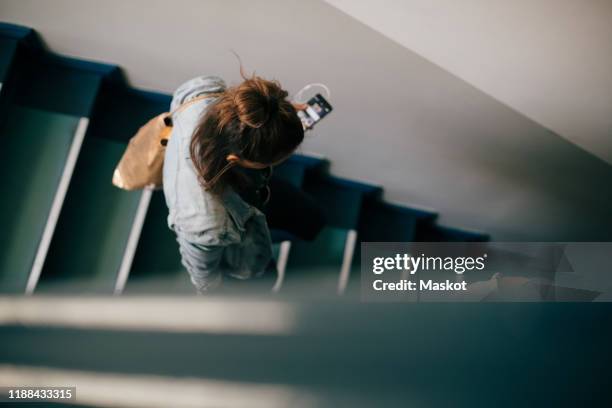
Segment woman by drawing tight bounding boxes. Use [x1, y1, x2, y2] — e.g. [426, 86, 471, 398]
[163, 74, 325, 293]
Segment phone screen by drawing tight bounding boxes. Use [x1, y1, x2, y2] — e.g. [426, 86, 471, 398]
[297, 93, 333, 130]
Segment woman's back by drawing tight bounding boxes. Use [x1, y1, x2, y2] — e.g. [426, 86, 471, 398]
[163, 75, 283, 292]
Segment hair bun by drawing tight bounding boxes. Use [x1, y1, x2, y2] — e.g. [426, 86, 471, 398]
[266, 95, 279, 116]
[255, 95, 281, 127]
[231, 77, 288, 129]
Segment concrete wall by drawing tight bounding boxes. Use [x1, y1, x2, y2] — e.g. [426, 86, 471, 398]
[325, 0, 612, 165]
[1, 0, 611, 240]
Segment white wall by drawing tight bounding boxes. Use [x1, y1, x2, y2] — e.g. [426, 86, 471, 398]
[325, 0, 612, 165]
[1, 0, 611, 240]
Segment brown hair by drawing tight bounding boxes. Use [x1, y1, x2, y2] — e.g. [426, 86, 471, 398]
[190, 74, 304, 195]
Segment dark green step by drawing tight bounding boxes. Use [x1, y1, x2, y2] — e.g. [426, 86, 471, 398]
[36, 136, 143, 293]
[0, 23, 33, 41]
[0, 37, 18, 84]
[35, 84, 172, 293]
[0, 23, 30, 84]
[282, 227, 353, 294]
[416, 224, 490, 242]
[12, 55, 104, 117]
[270, 154, 328, 243]
[1, 22, 116, 118]
[358, 200, 437, 243]
[0, 106, 81, 293]
[273, 153, 328, 188]
[87, 86, 171, 144]
[124, 191, 193, 294]
[0, 25, 33, 130]
[303, 174, 382, 230]
[279, 166, 366, 288]
[345, 201, 438, 296]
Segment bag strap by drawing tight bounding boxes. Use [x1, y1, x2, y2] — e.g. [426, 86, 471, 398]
[163, 93, 221, 127]
[169, 92, 222, 116]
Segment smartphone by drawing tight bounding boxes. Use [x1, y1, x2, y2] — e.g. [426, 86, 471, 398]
[297, 93, 333, 130]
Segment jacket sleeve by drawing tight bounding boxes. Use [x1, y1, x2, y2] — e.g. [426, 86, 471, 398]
[170, 75, 227, 111]
[176, 232, 225, 293]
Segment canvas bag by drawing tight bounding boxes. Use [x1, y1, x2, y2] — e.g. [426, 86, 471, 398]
[112, 94, 215, 190]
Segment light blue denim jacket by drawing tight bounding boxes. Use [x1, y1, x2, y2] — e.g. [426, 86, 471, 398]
[162, 76, 274, 292]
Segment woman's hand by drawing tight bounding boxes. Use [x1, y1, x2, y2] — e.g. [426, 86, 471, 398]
[292, 102, 312, 130]
[292, 102, 308, 111]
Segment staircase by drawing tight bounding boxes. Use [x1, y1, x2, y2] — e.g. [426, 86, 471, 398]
[0, 23, 488, 296]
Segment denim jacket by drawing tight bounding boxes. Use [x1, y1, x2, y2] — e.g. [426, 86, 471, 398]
[162, 76, 274, 292]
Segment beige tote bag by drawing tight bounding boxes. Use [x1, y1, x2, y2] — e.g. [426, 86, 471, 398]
[112, 94, 216, 190]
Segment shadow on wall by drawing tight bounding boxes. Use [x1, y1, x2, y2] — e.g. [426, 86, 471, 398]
[465, 124, 612, 241]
